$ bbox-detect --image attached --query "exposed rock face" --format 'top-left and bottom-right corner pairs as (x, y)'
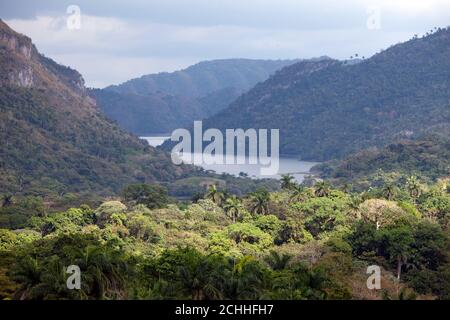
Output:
(0, 32), (34, 60)
(8, 66), (34, 87)
(0, 20), (38, 88)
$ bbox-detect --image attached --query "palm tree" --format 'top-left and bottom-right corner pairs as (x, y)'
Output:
(280, 174), (295, 190)
(12, 257), (42, 300)
(289, 184), (308, 203)
(249, 189), (270, 215)
(73, 245), (128, 299)
(264, 251), (292, 271)
(314, 181), (331, 197)
(179, 260), (223, 300)
(348, 194), (363, 219)
(406, 176), (421, 204)
(205, 185), (224, 205)
(223, 196), (242, 223)
(382, 183), (396, 201)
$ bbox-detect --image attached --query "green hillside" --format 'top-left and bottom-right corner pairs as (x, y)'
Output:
(200, 28), (450, 161)
(314, 135), (450, 189)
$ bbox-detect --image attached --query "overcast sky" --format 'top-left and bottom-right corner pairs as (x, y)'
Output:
(1, 0), (449, 88)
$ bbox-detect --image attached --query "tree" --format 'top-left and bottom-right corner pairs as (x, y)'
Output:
(382, 183), (397, 201)
(122, 183), (169, 209)
(205, 185), (224, 206)
(358, 199), (406, 230)
(294, 197), (346, 237)
(348, 194), (363, 219)
(249, 189), (270, 215)
(314, 181), (331, 197)
(379, 224), (415, 280)
(264, 251), (292, 270)
(179, 257), (223, 300)
(280, 174), (295, 190)
(406, 176), (421, 204)
(94, 201), (127, 228)
(289, 184), (308, 203)
(223, 196), (242, 223)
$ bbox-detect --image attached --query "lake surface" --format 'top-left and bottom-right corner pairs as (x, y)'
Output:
(141, 136), (318, 182)
(141, 135), (171, 147)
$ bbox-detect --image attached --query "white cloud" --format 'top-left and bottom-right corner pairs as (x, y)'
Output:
(4, 0), (449, 87)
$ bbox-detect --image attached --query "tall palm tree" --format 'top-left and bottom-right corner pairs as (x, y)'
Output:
(289, 184), (308, 203)
(348, 194), (363, 219)
(223, 196), (242, 223)
(280, 174), (295, 190)
(406, 176), (421, 204)
(249, 189), (270, 215)
(382, 183), (396, 201)
(314, 181), (331, 197)
(205, 185), (224, 205)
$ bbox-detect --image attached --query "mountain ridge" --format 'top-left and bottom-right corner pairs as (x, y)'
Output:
(197, 27), (450, 161)
(94, 58), (302, 135)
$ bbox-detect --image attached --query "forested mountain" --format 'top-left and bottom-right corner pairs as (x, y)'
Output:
(106, 59), (299, 97)
(0, 20), (200, 196)
(94, 59), (299, 134)
(199, 27), (450, 161)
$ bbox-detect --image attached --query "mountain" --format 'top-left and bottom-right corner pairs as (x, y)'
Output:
(90, 89), (206, 135)
(105, 59), (300, 97)
(0, 20), (198, 197)
(93, 59), (299, 135)
(198, 27), (450, 161)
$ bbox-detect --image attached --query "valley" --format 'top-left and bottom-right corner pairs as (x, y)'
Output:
(0, 14), (449, 302)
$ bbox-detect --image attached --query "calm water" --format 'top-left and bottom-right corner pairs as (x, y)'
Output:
(141, 136), (318, 182)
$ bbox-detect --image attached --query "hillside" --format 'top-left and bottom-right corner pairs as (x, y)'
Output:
(0, 20), (199, 197)
(199, 27), (450, 161)
(314, 135), (450, 188)
(94, 59), (299, 134)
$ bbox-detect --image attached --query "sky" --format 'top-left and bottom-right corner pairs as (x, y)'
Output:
(1, 0), (449, 88)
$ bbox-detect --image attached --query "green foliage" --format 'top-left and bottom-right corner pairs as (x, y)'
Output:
(1, 165), (449, 300)
(254, 215), (282, 237)
(94, 201), (127, 228)
(292, 197), (347, 238)
(122, 184), (169, 210)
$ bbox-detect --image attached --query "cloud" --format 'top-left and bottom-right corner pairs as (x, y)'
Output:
(3, 1), (450, 87)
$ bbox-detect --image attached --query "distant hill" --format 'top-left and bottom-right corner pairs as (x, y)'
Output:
(94, 59), (299, 134)
(314, 135), (450, 188)
(198, 27), (450, 161)
(0, 20), (198, 196)
(105, 59), (300, 97)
